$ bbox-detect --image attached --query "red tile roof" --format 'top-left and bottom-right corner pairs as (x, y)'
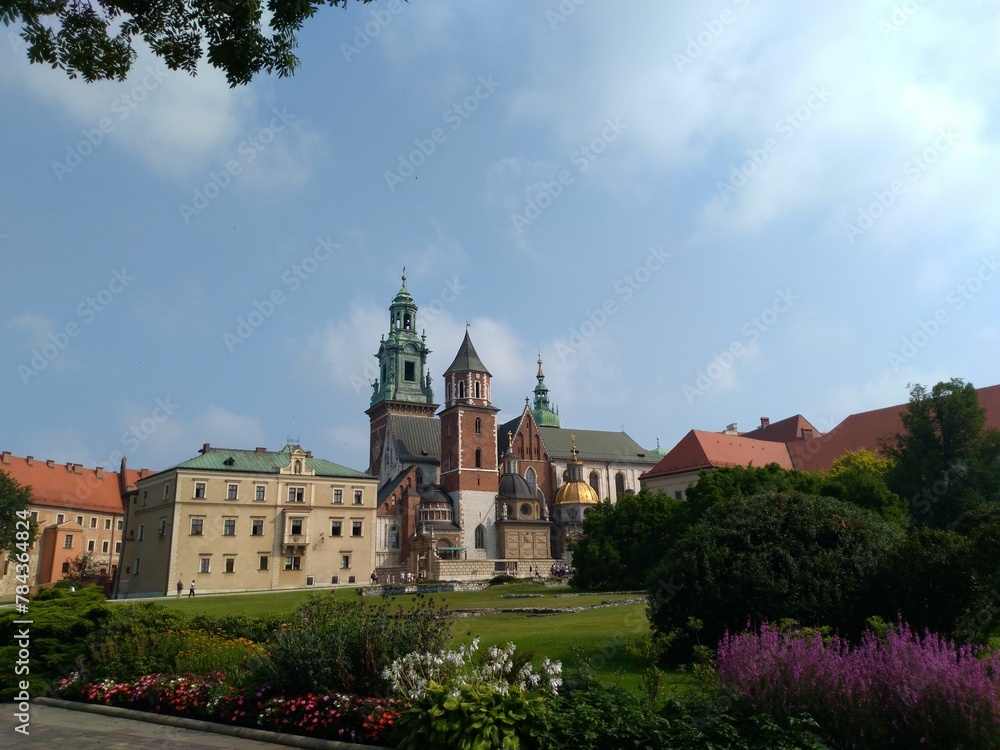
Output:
(0, 452), (154, 514)
(789, 383), (1000, 472)
(741, 414), (823, 443)
(641, 429), (794, 480)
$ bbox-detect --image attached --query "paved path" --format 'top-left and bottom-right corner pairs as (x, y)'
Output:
(2, 700), (386, 750)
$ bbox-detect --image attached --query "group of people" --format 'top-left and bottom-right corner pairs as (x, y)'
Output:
(176, 579), (195, 597)
(370, 569), (425, 586)
(550, 563), (574, 578)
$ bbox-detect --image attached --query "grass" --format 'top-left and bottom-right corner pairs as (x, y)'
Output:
(147, 581), (686, 694)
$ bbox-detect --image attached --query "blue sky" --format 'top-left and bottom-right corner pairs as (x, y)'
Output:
(1, 1), (998, 475)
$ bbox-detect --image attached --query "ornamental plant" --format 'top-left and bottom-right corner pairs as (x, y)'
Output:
(717, 621), (1000, 748)
(386, 639), (561, 750)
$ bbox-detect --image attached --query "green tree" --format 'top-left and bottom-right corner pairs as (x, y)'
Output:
(0, 469), (34, 560)
(881, 379), (1000, 528)
(817, 450), (907, 527)
(647, 491), (902, 652)
(64, 552), (105, 586)
(570, 489), (687, 591)
(1, 0), (388, 87)
(683, 463), (822, 523)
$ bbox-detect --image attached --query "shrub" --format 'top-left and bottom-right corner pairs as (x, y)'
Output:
(489, 574), (517, 585)
(387, 639), (559, 750)
(187, 613), (285, 643)
(87, 602), (188, 680)
(717, 621), (1000, 748)
(0, 585), (110, 700)
(174, 630), (267, 685)
(254, 594), (452, 696)
(648, 491), (901, 652)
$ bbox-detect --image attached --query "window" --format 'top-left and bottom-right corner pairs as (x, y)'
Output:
(163, 483), (170, 500)
(57, 513), (65, 524)
(251, 519), (264, 536)
(90, 517), (97, 528)
(142, 491), (147, 507)
(224, 558), (235, 574)
(255, 485), (266, 502)
(589, 471), (600, 495)
(333, 489), (343, 504)
(259, 555), (269, 571)
(475, 381), (481, 399)
(458, 381), (466, 398)
(475, 418), (482, 434)
(64, 534), (73, 549)
(287, 487), (304, 503)
(195, 482), (206, 498)
(76, 515), (84, 525)
(199, 557), (210, 573)
(674, 490), (683, 500)
(341, 555), (351, 569)
(117, 519), (123, 531)
(102, 540), (109, 553)
(404, 361), (415, 381)
(475, 525), (485, 549)
(190, 518), (204, 535)
(615, 472), (625, 497)
(520, 503), (531, 517)
(290, 519), (303, 535)
(158, 518), (167, 537)
(104, 518), (112, 530)
(475, 448), (482, 468)
(87, 540), (95, 552)
(284, 556), (301, 571)
(223, 519), (236, 536)
(134, 558), (141, 574)
(61, 562), (70, 574)
(353, 489), (364, 505)
(137, 524), (144, 541)
(352, 520), (363, 537)
(115, 541), (121, 553)
(331, 521), (342, 537)
(388, 526), (399, 548)
(227, 484), (238, 500)
(525, 467), (536, 492)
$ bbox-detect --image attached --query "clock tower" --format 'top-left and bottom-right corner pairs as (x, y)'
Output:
(365, 272), (438, 477)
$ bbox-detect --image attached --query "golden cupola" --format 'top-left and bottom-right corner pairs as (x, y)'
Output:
(554, 435), (599, 506)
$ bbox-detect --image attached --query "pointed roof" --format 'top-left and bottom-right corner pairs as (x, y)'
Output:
(390, 414), (442, 463)
(740, 414), (823, 443)
(444, 330), (491, 376)
(641, 429), (794, 480)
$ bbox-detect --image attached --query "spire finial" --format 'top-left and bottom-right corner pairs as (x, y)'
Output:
(466, 321), (470, 331)
(571, 433), (577, 459)
(401, 267), (407, 287)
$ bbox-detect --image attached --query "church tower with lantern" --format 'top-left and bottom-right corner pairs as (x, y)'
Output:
(366, 271), (437, 479)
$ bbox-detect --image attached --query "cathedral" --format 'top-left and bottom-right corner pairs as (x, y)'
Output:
(368, 274), (659, 581)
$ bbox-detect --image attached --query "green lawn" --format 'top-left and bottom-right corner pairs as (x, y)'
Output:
(147, 582), (686, 694)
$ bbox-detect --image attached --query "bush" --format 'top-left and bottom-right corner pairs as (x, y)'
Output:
(0, 585), (110, 700)
(717, 622), (1000, 748)
(187, 613), (285, 643)
(648, 492), (902, 652)
(87, 602), (188, 680)
(254, 594), (452, 696)
(489, 574), (517, 585)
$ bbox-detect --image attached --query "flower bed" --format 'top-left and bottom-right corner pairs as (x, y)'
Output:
(53, 672), (400, 746)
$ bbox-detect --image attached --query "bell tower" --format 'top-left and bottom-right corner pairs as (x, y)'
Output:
(365, 271), (437, 477)
(440, 329), (499, 495)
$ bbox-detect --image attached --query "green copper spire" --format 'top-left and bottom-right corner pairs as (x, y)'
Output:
(371, 271), (435, 407)
(532, 350), (560, 427)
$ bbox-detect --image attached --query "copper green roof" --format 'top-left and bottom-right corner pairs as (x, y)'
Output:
(391, 415), (441, 462)
(169, 445), (371, 479)
(538, 427), (660, 464)
(444, 331), (491, 375)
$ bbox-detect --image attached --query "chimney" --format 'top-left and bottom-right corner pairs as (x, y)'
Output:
(255, 447), (267, 453)
(760, 417), (770, 429)
(200, 443), (211, 454)
(723, 423), (739, 435)
(73, 463), (82, 474)
(801, 428), (814, 440)
(66, 462), (73, 472)
(305, 450), (313, 458)
(96, 466), (104, 479)
(0, 451), (9, 465)
(46, 459), (55, 468)
(25, 456), (33, 466)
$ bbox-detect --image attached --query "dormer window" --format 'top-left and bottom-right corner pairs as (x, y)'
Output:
(224, 457), (235, 466)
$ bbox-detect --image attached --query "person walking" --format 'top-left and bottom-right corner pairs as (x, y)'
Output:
(188, 580), (196, 597)
(176, 579), (183, 598)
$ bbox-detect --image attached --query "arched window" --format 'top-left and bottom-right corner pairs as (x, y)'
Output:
(475, 418), (482, 435)
(388, 526), (399, 548)
(415, 468), (424, 485)
(562, 469), (569, 482)
(475, 448), (482, 468)
(615, 472), (625, 498)
(475, 381), (481, 398)
(458, 381), (466, 398)
(403, 313), (411, 330)
(475, 525), (485, 549)
(534, 436), (540, 458)
(589, 471), (600, 495)
(525, 467), (536, 492)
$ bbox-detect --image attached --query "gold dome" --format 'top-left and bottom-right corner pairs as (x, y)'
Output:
(554, 480), (599, 506)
